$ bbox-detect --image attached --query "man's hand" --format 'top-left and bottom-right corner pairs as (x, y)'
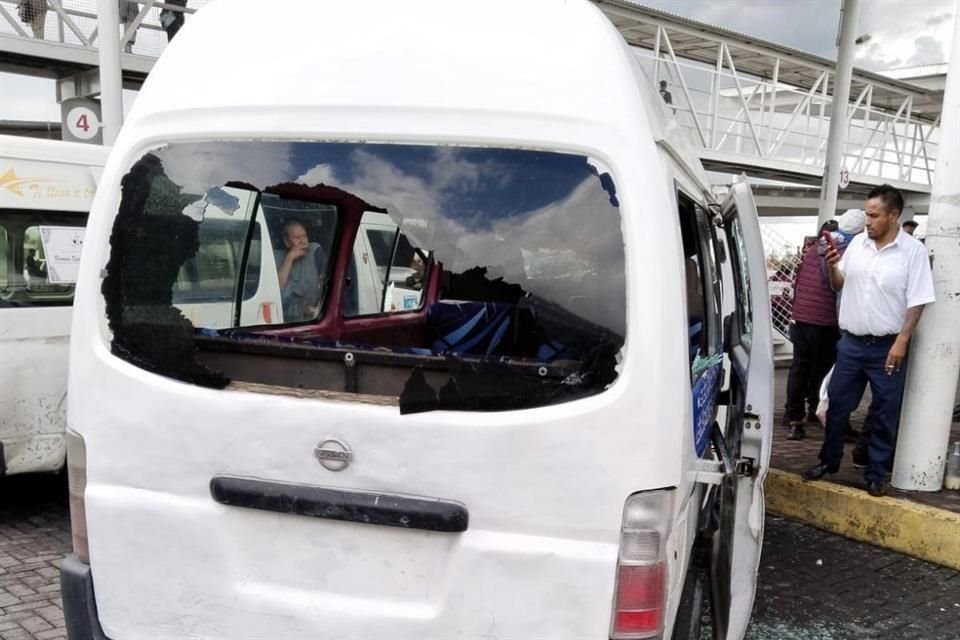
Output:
(824, 245), (841, 269)
(887, 305), (925, 374)
(885, 338), (908, 375)
(278, 245), (307, 289)
(824, 245), (844, 290)
(285, 245), (307, 263)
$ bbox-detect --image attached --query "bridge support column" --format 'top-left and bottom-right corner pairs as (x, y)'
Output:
(893, 7), (960, 492)
(96, 0), (123, 145)
(817, 0), (860, 226)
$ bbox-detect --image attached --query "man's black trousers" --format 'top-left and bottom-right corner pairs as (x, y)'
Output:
(785, 322), (840, 422)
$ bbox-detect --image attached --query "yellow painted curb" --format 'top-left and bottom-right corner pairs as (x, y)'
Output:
(765, 468), (960, 571)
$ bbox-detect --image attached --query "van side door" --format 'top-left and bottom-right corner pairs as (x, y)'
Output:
(711, 178), (773, 640)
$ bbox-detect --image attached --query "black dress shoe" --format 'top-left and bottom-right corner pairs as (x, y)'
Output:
(867, 481), (888, 497)
(802, 463), (837, 481)
(787, 423), (806, 440)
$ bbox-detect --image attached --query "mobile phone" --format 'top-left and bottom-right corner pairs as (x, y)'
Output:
(821, 230), (837, 252)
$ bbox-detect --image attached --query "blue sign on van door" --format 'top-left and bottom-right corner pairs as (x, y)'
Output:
(692, 364), (721, 457)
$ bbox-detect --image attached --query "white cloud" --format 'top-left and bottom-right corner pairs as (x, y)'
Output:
(854, 1), (955, 70)
(296, 148), (625, 333)
(156, 141), (296, 195)
(296, 163), (338, 186)
(640, 0), (954, 71)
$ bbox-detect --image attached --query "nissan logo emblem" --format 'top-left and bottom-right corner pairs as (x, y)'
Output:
(314, 439), (353, 471)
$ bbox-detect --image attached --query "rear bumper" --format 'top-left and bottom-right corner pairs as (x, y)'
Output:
(60, 554), (111, 640)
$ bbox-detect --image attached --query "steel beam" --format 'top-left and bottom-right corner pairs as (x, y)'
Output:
(817, 0), (861, 225)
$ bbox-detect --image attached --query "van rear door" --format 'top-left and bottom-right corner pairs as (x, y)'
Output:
(75, 140), (638, 639)
(711, 178), (773, 639)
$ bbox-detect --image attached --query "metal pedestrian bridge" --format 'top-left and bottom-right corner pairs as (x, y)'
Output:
(0, 0), (946, 204)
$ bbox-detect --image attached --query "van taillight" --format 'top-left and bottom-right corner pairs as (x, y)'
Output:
(610, 490), (674, 639)
(65, 429), (89, 563)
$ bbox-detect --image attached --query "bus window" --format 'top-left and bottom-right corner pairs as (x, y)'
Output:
(0, 213), (84, 307)
(0, 226), (8, 291)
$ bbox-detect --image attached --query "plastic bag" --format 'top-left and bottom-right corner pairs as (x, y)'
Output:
(815, 366), (833, 425)
(160, 9), (176, 29)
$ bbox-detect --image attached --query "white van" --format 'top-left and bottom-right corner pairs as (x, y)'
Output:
(61, 1), (773, 639)
(0, 134), (108, 476)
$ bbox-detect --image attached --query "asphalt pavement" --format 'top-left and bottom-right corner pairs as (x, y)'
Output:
(1, 474), (958, 640)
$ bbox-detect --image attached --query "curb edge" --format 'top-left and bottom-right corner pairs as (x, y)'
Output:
(765, 468), (960, 571)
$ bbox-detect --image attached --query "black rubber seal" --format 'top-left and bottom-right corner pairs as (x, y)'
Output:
(60, 553), (111, 640)
(210, 475), (469, 533)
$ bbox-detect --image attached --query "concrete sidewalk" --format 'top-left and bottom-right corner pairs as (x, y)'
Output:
(766, 368), (960, 571)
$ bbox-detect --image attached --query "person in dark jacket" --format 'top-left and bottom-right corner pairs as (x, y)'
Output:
(783, 220), (841, 440)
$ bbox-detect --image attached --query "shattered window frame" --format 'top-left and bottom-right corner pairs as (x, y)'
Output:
(101, 141), (628, 411)
(725, 213), (754, 349)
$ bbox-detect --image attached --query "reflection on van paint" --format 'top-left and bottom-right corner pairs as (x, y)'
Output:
(102, 142), (626, 411)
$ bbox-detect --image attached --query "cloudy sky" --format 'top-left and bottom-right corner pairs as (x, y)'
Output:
(641, 0), (955, 70)
(0, 0), (955, 121)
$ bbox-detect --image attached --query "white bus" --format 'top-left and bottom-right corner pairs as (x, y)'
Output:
(61, 1), (773, 638)
(0, 135), (108, 477)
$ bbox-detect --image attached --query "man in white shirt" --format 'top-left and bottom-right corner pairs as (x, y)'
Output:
(802, 184), (935, 496)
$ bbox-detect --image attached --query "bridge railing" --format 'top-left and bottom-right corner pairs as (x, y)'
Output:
(0, 0), (204, 58)
(636, 50), (940, 188)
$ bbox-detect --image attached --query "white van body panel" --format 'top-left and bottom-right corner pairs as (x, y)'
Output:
(0, 135), (108, 475)
(67, 1), (769, 637)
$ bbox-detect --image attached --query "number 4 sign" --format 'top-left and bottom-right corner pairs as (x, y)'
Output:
(60, 98), (104, 145)
(67, 106), (100, 140)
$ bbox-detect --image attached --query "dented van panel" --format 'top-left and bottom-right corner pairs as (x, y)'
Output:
(0, 311), (70, 475)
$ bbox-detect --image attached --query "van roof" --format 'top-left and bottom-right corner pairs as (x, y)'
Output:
(0, 135), (110, 165)
(125, 1), (663, 155)
(134, 0), (630, 121)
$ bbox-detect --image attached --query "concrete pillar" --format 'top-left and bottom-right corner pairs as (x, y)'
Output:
(817, 0), (860, 226)
(893, 5), (960, 491)
(97, 0), (124, 145)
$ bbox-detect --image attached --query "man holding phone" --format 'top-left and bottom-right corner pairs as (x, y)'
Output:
(782, 220), (840, 441)
(802, 184), (935, 496)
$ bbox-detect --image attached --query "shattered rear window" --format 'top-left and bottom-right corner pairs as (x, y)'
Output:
(103, 142), (627, 410)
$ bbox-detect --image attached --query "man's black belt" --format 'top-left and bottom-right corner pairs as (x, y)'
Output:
(842, 330), (898, 344)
